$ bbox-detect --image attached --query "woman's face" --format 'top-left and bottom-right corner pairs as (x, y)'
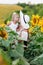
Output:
(13, 14), (20, 23)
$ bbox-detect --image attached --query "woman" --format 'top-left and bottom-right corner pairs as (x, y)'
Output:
(8, 12), (20, 47)
(8, 12), (20, 32)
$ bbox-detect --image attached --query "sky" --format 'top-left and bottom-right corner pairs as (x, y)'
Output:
(0, 0), (43, 4)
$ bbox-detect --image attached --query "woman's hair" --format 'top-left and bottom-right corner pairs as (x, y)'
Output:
(12, 13), (16, 21)
(12, 12), (19, 21)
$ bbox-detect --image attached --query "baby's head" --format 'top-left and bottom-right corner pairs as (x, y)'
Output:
(12, 12), (19, 23)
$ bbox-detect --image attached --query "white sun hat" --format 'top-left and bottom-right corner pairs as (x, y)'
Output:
(20, 11), (30, 29)
(24, 15), (30, 23)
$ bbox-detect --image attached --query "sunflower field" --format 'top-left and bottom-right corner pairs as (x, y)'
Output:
(24, 15), (43, 65)
(0, 3), (43, 65)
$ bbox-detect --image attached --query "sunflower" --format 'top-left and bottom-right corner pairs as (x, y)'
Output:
(36, 15), (40, 19)
(0, 30), (8, 39)
(38, 19), (42, 27)
(35, 17), (43, 32)
(29, 26), (34, 33)
(31, 15), (40, 27)
(0, 23), (6, 28)
(40, 18), (43, 32)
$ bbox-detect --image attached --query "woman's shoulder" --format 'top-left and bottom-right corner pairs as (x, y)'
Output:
(7, 21), (12, 26)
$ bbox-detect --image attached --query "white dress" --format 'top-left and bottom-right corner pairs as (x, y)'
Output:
(8, 21), (19, 45)
(8, 21), (18, 32)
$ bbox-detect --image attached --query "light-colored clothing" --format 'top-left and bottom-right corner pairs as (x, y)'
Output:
(21, 31), (28, 41)
(8, 21), (28, 41)
(8, 21), (18, 32)
(20, 11), (29, 29)
(17, 29), (28, 41)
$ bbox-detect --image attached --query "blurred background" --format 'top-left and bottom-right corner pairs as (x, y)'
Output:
(0, 0), (43, 23)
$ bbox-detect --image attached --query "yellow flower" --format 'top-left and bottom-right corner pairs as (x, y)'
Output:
(29, 26), (34, 33)
(38, 17), (43, 32)
(0, 30), (8, 39)
(0, 23), (6, 27)
(41, 26), (43, 32)
(36, 15), (40, 19)
(38, 17), (43, 25)
(38, 20), (42, 27)
(31, 15), (40, 27)
(40, 23), (43, 32)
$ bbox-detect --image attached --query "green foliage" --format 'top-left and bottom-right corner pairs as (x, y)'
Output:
(18, 3), (43, 17)
(0, 26), (30, 65)
(24, 26), (43, 65)
(12, 57), (30, 65)
(17, 3), (27, 8)
(8, 43), (24, 59)
(0, 49), (12, 65)
(30, 54), (43, 65)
